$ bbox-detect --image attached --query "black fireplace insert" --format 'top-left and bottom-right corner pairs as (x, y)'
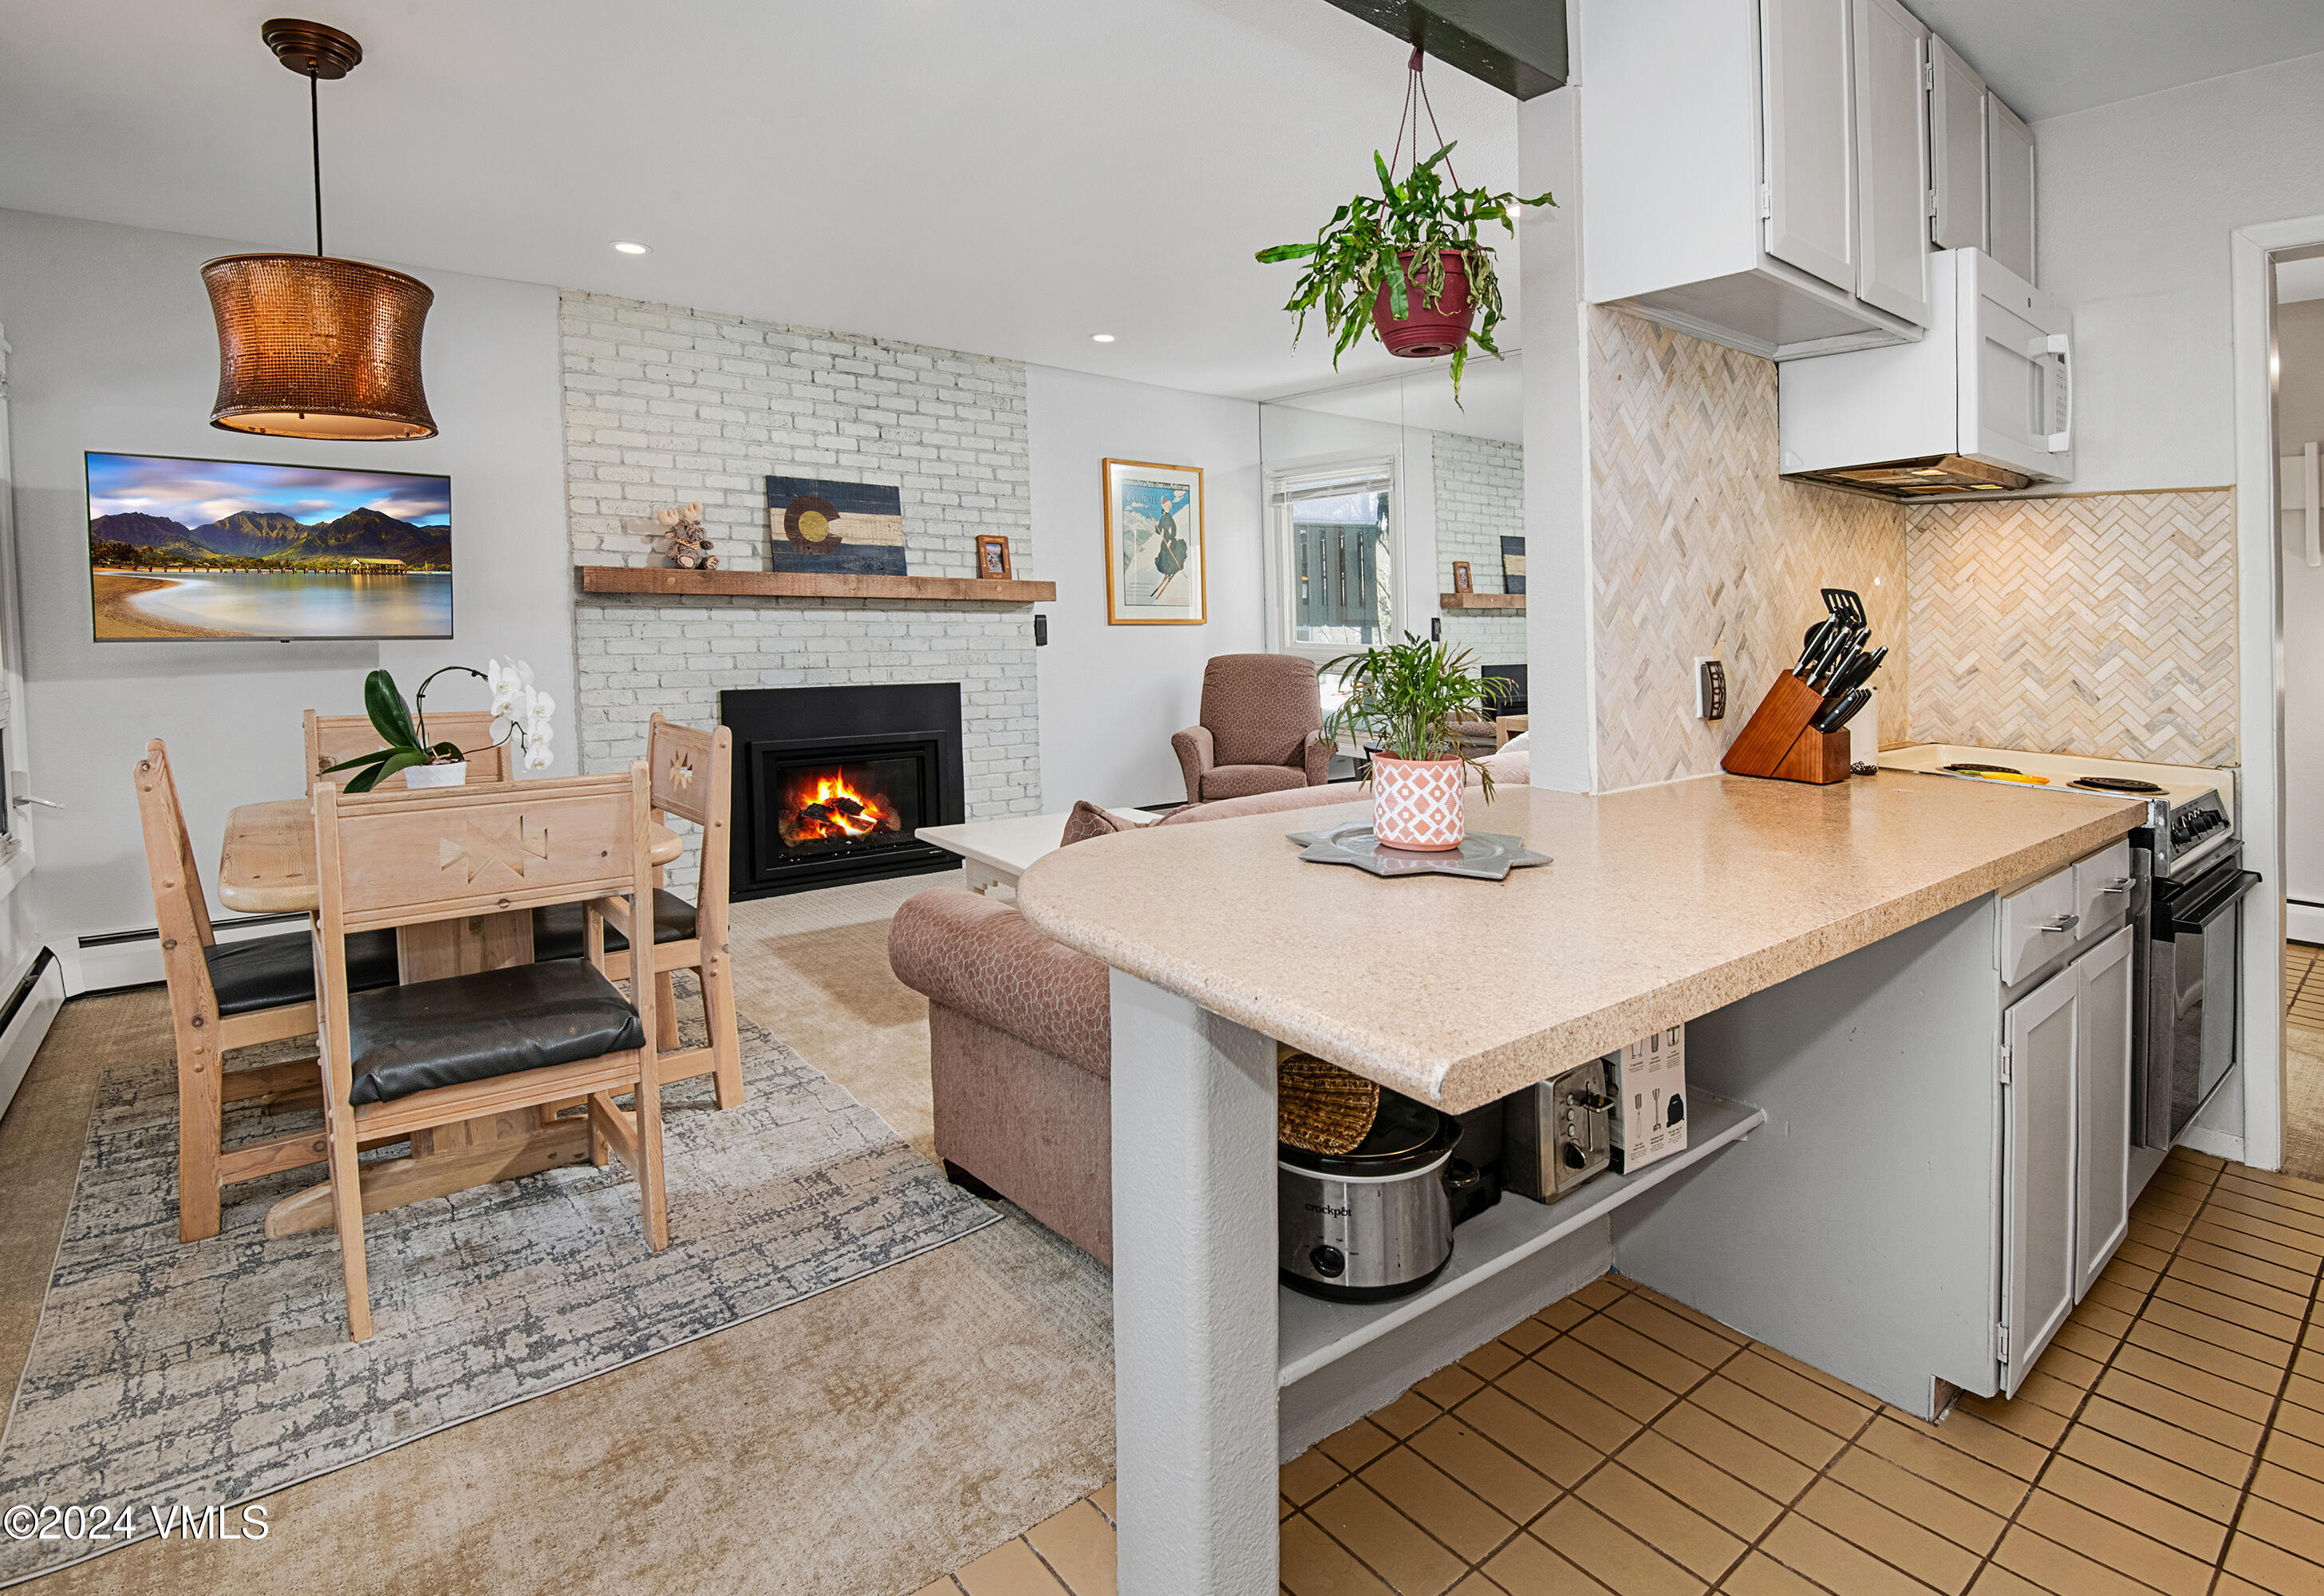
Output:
(720, 683), (965, 898)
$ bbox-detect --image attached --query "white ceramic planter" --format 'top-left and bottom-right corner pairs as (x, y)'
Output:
(1369, 754), (1466, 851)
(404, 760), (468, 789)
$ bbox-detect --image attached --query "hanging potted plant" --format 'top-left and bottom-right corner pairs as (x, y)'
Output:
(1256, 49), (1553, 399)
(1323, 634), (1513, 851)
(324, 657), (554, 792)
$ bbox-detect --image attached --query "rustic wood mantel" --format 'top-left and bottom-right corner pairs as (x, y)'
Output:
(577, 565), (1055, 605)
(1439, 591), (1526, 611)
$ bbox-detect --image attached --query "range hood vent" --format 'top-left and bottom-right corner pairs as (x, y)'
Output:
(1787, 453), (2033, 499)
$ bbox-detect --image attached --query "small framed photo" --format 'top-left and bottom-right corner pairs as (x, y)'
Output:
(974, 534), (1013, 579)
(1450, 560), (1474, 594)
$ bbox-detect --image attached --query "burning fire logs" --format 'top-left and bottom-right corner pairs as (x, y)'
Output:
(779, 767), (901, 847)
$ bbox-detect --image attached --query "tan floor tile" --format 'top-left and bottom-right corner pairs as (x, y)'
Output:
(910, 1582), (963, 1596)
(1284, 1448), (1351, 1505)
(954, 1538), (1070, 1596)
(2097, 1254), (2161, 1294)
(1653, 1400), (1817, 1504)
(2066, 1299), (2138, 1340)
(2208, 1186), (2324, 1241)
(2133, 1187), (2204, 1223)
(1576, 1464), (1746, 1582)
(2187, 1218), (2322, 1277)
(1721, 1349), (1874, 1440)
(1952, 1389), (2069, 1450)
(1713, 1551), (1827, 1596)
(2081, 1279), (2149, 1319)
(2015, 1488), (2215, 1595)
(1375, 1391), (1450, 1440)
(1617, 1431), (1785, 1541)
(2002, 1370), (2085, 1421)
(2057, 1422), (2244, 1523)
(1793, 1477), (1980, 1593)
(1481, 1531), (1620, 1594)
(1690, 1377), (1848, 1471)
(1826, 1446), (2004, 1556)
(2124, 1219), (2186, 1255)
(1502, 1314), (1562, 1357)
(1920, 1408), (2048, 1480)
(1418, 1363), (1489, 1412)
(1359, 1445), (1521, 1566)
(2108, 1341), (2279, 1424)
(2032, 1343), (2105, 1393)
(1572, 1314), (1714, 1395)
(1090, 1483), (1115, 1525)
(1572, 1275), (1631, 1311)
(1449, 1577), (1511, 1596)
(1411, 1409), (1568, 1518)
(1464, 1339), (1529, 1382)
(1307, 1479), (1468, 1596)
(1024, 1500), (1115, 1596)
(2275, 1397), (2324, 1449)
(1961, 1569), (2049, 1596)
(2034, 1453), (2226, 1564)
(2265, 1425), (2324, 1483)
(1537, 1295), (1600, 1335)
(1286, 1495), (1296, 1521)
(2211, 1575), (2280, 1596)
(1856, 1414), (2030, 1518)
(2256, 1459), (2324, 1521)
(1625, 1286), (1748, 1346)
(2166, 1254), (2314, 1320)
(2237, 1495), (2324, 1566)
(2108, 1238), (2173, 1275)
(2221, 1167), (2324, 1213)
(1320, 1419), (1399, 1472)
(1533, 1497), (1709, 1596)
(2178, 1237), (2318, 1298)
(1454, 1386), (1604, 1487)
(2285, 1373), (2324, 1414)
(2125, 1317), (2287, 1393)
(2223, 1528), (2324, 1594)
(1535, 1338), (1686, 1425)
(1732, 1342), (1879, 1408)
(1606, 1293), (1745, 1372)
(1989, 1524), (2156, 1596)
(1497, 1359), (1645, 1452)
(2091, 1365), (2269, 1451)
(1756, 1513), (1931, 1596)
(2076, 1393), (2255, 1484)
(2050, 1321), (2123, 1365)
(2141, 1291), (2300, 1363)
(1280, 1514), (1396, 1596)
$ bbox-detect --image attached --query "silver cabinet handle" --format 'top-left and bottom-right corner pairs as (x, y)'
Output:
(2101, 877), (2132, 893)
(11, 795), (61, 811)
(2037, 913), (2081, 934)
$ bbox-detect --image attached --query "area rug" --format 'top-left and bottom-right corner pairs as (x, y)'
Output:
(0, 993), (996, 1587)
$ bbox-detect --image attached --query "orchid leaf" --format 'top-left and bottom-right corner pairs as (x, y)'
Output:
(318, 747), (398, 774)
(363, 670), (420, 749)
(343, 747), (429, 794)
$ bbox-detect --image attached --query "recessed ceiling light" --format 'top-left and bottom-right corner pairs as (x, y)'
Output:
(610, 240), (652, 255)
(1090, 333), (1115, 343)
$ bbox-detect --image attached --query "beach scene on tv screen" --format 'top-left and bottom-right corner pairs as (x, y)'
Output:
(86, 452), (452, 640)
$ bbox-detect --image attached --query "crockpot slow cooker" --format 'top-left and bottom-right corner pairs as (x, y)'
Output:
(1278, 1092), (1462, 1302)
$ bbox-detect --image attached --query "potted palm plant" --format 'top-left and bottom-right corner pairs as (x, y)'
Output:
(1256, 139), (1553, 399)
(1323, 634), (1513, 851)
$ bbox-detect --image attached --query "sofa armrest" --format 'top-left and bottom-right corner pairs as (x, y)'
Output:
(1170, 725), (1214, 806)
(888, 888), (1110, 1076)
(1301, 730), (1332, 786)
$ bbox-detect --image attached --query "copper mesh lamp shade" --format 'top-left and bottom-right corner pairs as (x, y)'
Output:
(201, 253), (436, 440)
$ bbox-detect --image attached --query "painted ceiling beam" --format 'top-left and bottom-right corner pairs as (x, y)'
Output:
(1318, 0), (1569, 99)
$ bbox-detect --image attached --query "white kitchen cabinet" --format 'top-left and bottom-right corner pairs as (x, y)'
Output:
(2000, 962), (2078, 1396)
(2073, 839), (2134, 935)
(1763, 0), (1856, 293)
(1998, 865), (2077, 985)
(2075, 925), (2133, 1301)
(1987, 97), (2037, 283)
(1851, 0), (1929, 324)
(1928, 37), (1986, 252)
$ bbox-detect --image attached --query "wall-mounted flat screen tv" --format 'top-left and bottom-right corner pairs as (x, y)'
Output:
(86, 452), (452, 642)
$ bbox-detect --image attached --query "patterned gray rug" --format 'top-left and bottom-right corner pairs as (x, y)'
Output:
(0, 990), (994, 1587)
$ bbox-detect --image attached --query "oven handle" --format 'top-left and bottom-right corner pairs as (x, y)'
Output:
(2157, 868), (2260, 934)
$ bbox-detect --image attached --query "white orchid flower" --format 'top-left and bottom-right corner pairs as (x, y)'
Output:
(485, 657), (531, 717)
(523, 688), (555, 739)
(523, 741), (554, 771)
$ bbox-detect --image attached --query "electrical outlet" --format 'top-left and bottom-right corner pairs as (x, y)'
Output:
(1695, 658), (1726, 720)
(1033, 614), (1048, 646)
(1430, 616), (1442, 642)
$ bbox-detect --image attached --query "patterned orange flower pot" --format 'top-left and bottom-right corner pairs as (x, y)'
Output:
(1370, 754), (1466, 851)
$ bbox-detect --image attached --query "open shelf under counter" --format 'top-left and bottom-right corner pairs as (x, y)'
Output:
(1438, 592), (1525, 611)
(577, 565), (1056, 605)
(1278, 1089), (1766, 1388)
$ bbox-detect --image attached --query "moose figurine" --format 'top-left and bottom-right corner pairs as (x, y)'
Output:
(654, 501), (717, 569)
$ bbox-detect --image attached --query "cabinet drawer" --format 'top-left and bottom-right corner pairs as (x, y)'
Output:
(2073, 839), (2135, 932)
(2000, 867), (2077, 984)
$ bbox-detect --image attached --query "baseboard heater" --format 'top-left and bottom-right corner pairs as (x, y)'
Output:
(0, 946), (63, 1124)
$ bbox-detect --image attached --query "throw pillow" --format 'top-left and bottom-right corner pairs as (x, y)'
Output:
(1059, 799), (1128, 847)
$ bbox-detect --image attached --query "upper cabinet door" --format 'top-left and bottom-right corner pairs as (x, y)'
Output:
(1988, 97), (2038, 283)
(1929, 37), (1987, 252)
(1851, 0), (1929, 324)
(1762, 0), (1856, 293)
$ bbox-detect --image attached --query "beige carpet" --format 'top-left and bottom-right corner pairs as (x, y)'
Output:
(0, 870), (1115, 1596)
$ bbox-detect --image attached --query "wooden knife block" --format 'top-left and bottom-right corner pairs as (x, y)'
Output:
(1719, 670), (1853, 785)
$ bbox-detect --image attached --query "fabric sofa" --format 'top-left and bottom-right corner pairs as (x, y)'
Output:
(887, 761), (1528, 1263)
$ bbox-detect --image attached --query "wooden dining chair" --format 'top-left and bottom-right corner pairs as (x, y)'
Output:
(531, 714), (741, 1109)
(305, 709), (512, 787)
(134, 738), (404, 1242)
(310, 765), (669, 1341)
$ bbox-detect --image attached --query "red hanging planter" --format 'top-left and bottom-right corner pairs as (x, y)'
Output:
(1373, 250), (1475, 359)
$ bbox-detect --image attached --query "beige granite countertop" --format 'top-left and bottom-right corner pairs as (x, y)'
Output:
(1015, 772), (2145, 1112)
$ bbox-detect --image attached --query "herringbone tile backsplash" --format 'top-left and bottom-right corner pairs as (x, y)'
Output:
(1591, 310), (1908, 792)
(1904, 492), (2239, 766)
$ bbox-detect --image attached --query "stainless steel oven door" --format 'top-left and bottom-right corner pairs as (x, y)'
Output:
(2144, 852), (2260, 1146)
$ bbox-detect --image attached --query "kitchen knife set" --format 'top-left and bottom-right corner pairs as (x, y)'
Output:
(1718, 587), (1887, 787)
(1791, 587), (1886, 736)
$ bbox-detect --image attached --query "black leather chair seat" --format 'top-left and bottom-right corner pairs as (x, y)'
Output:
(345, 958), (647, 1106)
(204, 930), (399, 1017)
(530, 890), (697, 963)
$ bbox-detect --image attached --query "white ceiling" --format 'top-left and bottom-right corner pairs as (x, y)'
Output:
(0, 0), (1526, 402)
(1267, 354), (1526, 444)
(1909, 1), (2324, 121)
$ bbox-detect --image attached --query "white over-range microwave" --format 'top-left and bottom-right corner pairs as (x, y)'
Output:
(1777, 248), (2073, 498)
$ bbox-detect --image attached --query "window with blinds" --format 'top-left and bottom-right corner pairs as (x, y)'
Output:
(1272, 465), (1393, 656)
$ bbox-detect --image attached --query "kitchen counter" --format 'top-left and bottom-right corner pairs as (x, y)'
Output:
(1019, 771), (2144, 1113)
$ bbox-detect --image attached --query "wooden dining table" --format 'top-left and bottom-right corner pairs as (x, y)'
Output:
(217, 796), (686, 1238)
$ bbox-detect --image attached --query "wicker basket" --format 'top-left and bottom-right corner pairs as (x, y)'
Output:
(1277, 1050), (1381, 1156)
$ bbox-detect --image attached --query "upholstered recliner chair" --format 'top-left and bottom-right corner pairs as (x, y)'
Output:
(1170, 654), (1332, 804)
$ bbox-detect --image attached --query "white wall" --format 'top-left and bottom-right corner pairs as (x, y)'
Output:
(2037, 50), (2324, 493)
(1028, 365), (1265, 809)
(0, 209), (569, 974)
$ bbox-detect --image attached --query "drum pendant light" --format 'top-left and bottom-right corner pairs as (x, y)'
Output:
(201, 19), (436, 440)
